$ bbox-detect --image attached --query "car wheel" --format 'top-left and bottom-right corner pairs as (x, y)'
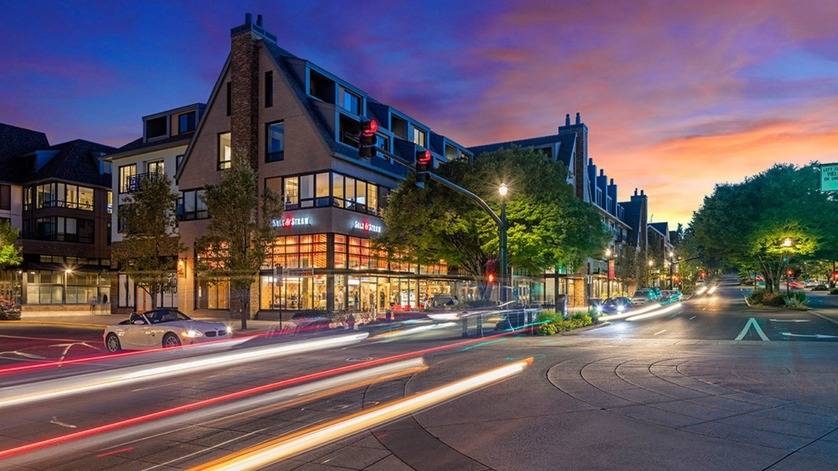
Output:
(105, 333), (122, 352)
(162, 332), (182, 348)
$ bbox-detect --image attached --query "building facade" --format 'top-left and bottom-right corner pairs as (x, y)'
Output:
(107, 103), (205, 313)
(175, 15), (474, 320)
(0, 123), (113, 310)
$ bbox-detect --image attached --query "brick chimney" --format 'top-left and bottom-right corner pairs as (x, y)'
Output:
(229, 13), (264, 169)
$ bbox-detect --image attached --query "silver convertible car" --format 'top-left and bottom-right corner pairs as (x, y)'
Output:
(103, 308), (233, 352)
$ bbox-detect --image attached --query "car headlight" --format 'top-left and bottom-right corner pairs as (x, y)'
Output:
(183, 329), (204, 338)
(596, 305), (603, 314)
(225, 325), (233, 334)
(617, 305), (625, 312)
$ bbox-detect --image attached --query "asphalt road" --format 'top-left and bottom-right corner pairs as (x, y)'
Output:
(0, 287), (837, 470)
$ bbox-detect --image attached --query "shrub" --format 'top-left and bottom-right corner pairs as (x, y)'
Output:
(746, 289), (766, 305)
(762, 292), (785, 306)
(536, 310), (563, 324)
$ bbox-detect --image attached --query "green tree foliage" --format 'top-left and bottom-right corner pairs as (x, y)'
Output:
(684, 163), (837, 293)
(198, 161), (281, 329)
(0, 220), (23, 269)
(112, 173), (182, 309)
(379, 148), (610, 298)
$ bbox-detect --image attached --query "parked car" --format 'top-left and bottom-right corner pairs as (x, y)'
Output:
(804, 279), (819, 288)
(289, 310), (333, 332)
(788, 280), (805, 290)
(103, 309), (232, 352)
(660, 289), (682, 303)
(631, 288), (658, 305)
(812, 283), (830, 291)
(599, 297), (633, 314)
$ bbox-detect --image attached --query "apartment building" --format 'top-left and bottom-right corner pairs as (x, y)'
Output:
(106, 103), (205, 313)
(0, 123), (113, 309)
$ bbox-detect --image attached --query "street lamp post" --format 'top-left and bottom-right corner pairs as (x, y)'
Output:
(668, 251), (675, 290)
(604, 248), (613, 299)
(648, 259), (655, 288)
(498, 183), (508, 303)
(781, 237), (793, 295)
(63, 268), (72, 304)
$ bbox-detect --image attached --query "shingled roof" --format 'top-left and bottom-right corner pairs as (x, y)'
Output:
(30, 139), (115, 187)
(0, 123), (50, 182)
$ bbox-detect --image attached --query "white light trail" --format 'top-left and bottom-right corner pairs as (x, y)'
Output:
(626, 303), (682, 321)
(0, 333), (368, 410)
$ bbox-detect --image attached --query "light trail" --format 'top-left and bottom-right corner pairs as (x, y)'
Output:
(0, 333), (368, 410)
(598, 303), (662, 322)
(625, 303), (682, 321)
(0, 358), (426, 465)
(190, 358), (533, 471)
(373, 322), (457, 340)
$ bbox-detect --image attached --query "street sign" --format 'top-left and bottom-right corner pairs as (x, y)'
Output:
(821, 162), (838, 192)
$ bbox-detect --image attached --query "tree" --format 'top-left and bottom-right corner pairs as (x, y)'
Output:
(197, 161), (281, 329)
(684, 163), (837, 293)
(112, 173), (181, 309)
(379, 147), (610, 299)
(0, 221), (22, 269)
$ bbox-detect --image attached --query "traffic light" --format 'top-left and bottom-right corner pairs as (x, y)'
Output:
(358, 118), (378, 158)
(415, 148), (432, 188)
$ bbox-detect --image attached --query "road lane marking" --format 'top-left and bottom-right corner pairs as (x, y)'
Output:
(810, 311), (838, 327)
(781, 332), (838, 339)
(653, 329), (667, 336)
(688, 316), (696, 320)
(734, 318), (770, 341)
(769, 319), (810, 323)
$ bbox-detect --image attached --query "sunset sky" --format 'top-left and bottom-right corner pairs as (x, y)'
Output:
(2, 0), (838, 227)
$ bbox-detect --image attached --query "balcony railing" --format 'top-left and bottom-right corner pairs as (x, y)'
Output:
(126, 172), (166, 193)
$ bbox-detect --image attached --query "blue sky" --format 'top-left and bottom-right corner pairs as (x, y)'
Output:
(3, 0), (838, 226)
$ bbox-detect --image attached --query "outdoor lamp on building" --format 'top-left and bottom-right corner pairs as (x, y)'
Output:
(498, 183), (509, 303)
(63, 268), (73, 304)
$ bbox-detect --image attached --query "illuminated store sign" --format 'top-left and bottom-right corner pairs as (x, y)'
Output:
(352, 220), (382, 234)
(271, 216), (311, 228)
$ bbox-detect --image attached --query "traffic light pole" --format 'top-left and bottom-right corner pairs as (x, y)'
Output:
(358, 141), (507, 303)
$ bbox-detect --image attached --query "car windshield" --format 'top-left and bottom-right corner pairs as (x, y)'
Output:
(146, 310), (191, 324)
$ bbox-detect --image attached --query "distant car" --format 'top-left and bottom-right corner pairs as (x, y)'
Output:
(660, 290), (682, 303)
(599, 297), (633, 314)
(631, 288), (658, 305)
(103, 309), (232, 352)
(289, 311), (333, 332)
(804, 279), (819, 288)
(788, 280), (805, 290)
(812, 283), (830, 291)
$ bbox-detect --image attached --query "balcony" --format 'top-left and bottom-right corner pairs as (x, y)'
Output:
(126, 172), (166, 193)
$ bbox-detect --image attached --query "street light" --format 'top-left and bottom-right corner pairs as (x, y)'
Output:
(604, 248), (613, 299)
(668, 251), (675, 290)
(781, 238), (794, 295)
(498, 183), (509, 303)
(63, 268), (73, 304)
(648, 259), (655, 288)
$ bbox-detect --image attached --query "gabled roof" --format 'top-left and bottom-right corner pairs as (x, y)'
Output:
(110, 132), (193, 159)
(0, 123), (50, 182)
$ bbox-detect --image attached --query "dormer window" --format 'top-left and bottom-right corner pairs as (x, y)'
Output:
(145, 116), (167, 140)
(178, 112), (196, 134)
(412, 128), (427, 147)
(341, 89), (361, 115)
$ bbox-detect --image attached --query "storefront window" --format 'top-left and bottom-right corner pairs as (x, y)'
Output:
(197, 279), (229, 309)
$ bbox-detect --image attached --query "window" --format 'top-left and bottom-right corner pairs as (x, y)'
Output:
(266, 234), (328, 270)
(264, 71), (273, 108)
(178, 189), (208, 220)
(315, 172), (330, 206)
(178, 112), (196, 133)
(78, 186), (94, 210)
(341, 89), (361, 115)
(412, 127), (427, 147)
(375, 134), (390, 157)
(198, 279), (229, 309)
(0, 184), (10, 210)
(308, 70), (335, 103)
(145, 116), (167, 139)
(391, 116), (407, 139)
(266, 122), (284, 162)
(218, 132), (231, 170)
(299, 174), (313, 208)
(119, 164), (137, 193)
(32, 216), (93, 243)
(284, 178), (299, 207)
(147, 160), (164, 176)
(106, 191), (112, 214)
(226, 82), (231, 116)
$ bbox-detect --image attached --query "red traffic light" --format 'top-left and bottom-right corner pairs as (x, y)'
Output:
(417, 149), (432, 165)
(361, 118), (378, 136)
